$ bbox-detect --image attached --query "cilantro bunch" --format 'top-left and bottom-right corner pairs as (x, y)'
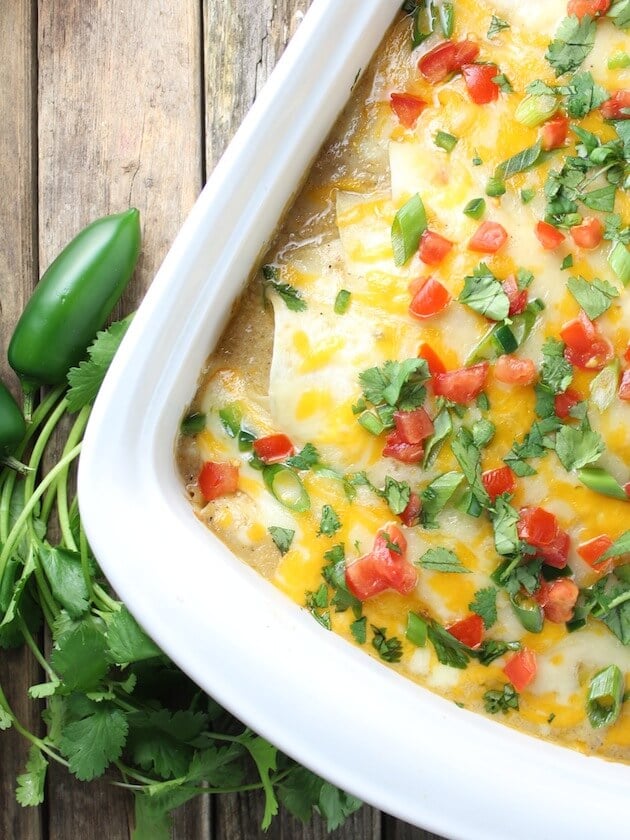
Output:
(0, 320), (360, 837)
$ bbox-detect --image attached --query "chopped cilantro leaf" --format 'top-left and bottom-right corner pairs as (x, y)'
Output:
(417, 547), (470, 574)
(504, 417), (560, 476)
(286, 443), (320, 470)
(458, 263), (510, 321)
(383, 476), (411, 516)
(268, 527), (295, 556)
(540, 337), (573, 394)
(601, 531), (630, 561)
(476, 639), (521, 666)
(555, 422), (605, 471)
(495, 140), (543, 181)
(262, 265), (307, 312)
(420, 471), (464, 529)
(469, 587), (498, 628)
(371, 626), (403, 663)
(318, 505), (341, 538)
(561, 72), (609, 118)
(427, 621), (470, 669)
(350, 616), (367, 644)
(608, 0), (630, 29)
(546, 15), (597, 77)
(487, 14), (510, 37)
(491, 496), (520, 557)
(451, 427), (491, 509)
(305, 585), (331, 629)
(566, 275), (620, 319)
(359, 358), (429, 410)
(484, 683), (519, 714)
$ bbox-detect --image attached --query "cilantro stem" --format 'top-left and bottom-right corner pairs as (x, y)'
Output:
(78, 522), (95, 605)
(16, 613), (57, 679)
(0, 443), (82, 581)
(0, 680), (68, 767)
(56, 405), (91, 550)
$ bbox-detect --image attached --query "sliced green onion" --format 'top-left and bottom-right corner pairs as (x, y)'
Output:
(358, 411), (385, 436)
(180, 411), (206, 436)
(510, 592), (544, 634)
(411, 2), (436, 48)
(486, 176), (507, 197)
(492, 323), (518, 354)
(406, 612), (428, 647)
(608, 240), (630, 286)
(218, 402), (243, 437)
(463, 198), (486, 219)
(590, 360), (621, 413)
(578, 467), (629, 501)
(514, 94), (558, 127)
(587, 665), (624, 729)
(391, 193), (427, 266)
(435, 130), (458, 152)
(263, 465), (310, 513)
(334, 289), (351, 315)
(472, 153), (483, 166)
(608, 52), (630, 69)
(439, 2), (455, 37)
(520, 188), (536, 204)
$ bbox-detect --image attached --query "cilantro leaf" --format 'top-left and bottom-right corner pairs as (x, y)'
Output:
(318, 504), (341, 537)
(39, 546), (90, 619)
(350, 615), (367, 644)
(470, 587), (498, 629)
(476, 639), (520, 666)
(601, 530), (630, 561)
(417, 547), (470, 573)
(488, 14), (510, 37)
(305, 585), (330, 629)
(504, 417), (560, 476)
(382, 476), (411, 515)
(359, 358), (429, 410)
(241, 733), (279, 830)
(491, 496), (520, 556)
(540, 337), (573, 394)
(60, 700), (129, 781)
(286, 443), (320, 470)
(562, 72), (609, 118)
(546, 15), (596, 76)
(608, 0), (630, 29)
(555, 423), (605, 471)
(451, 428), (491, 509)
(262, 265), (307, 312)
(51, 621), (109, 691)
(66, 315), (133, 412)
(318, 782), (363, 832)
(495, 141), (543, 181)
(420, 471), (464, 529)
(371, 625), (403, 663)
(566, 275), (620, 319)
(268, 526), (295, 555)
(15, 745), (48, 806)
(106, 605), (162, 663)
(484, 683), (519, 714)
(427, 621), (470, 669)
(458, 263), (510, 321)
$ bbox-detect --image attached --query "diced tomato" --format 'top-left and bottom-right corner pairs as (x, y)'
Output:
(433, 362), (489, 404)
(517, 507), (570, 569)
(625, 344), (630, 364)
(535, 579), (579, 624)
(619, 369), (630, 401)
(419, 230), (453, 265)
(535, 221), (565, 250)
(601, 89), (630, 120)
(578, 535), (614, 574)
(390, 92), (427, 128)
(400, 492), (422, 527)
(554, 387), (582, 419)
(345, 524), (417, 600)
(198, 461), (239, 502)
(418, 343), (447, 377)
(462, 63), (500, 105)
(560, 311), (614, 371)
(252, 433), (295, 464)
(468, 221), (508, 253)
(518, 506), (558, 547)
(503, 649), (537, 692)
(567, 0), (610, 19)
(541, 114), (569, 151)
(494, 355), (537, 386)
(394, 408), (434, 445)
(570, 217), (604, 249)
(625, 482), (630, 498)
(482, 466), (517, 501)
(447, 614), (484, 649)
(503, 274), (528, 317)
(418, 39), (480, 84)
(409, 276), (451, 319)
(382, 430), (424, 463)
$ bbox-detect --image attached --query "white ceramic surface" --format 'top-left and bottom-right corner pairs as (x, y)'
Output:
(79, 2), (630, 838)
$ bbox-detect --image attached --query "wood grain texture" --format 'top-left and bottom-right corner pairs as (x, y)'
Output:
(37, 0), (205, 837)
(0, 1), (43, 839)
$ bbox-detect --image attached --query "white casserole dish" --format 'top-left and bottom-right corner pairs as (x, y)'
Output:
(79, 1), (630, 837)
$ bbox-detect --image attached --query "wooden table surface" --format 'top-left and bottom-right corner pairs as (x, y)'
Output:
(0, 2), (445, 837)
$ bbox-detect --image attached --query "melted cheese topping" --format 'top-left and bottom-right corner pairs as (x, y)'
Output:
(179, 0), (630, 762)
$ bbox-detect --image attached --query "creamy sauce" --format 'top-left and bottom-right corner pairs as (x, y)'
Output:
(178, 1), (630, 760)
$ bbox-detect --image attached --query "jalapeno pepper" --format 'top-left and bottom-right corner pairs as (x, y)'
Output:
(8, 209), (141, 394)
(0, 380), (26, 456)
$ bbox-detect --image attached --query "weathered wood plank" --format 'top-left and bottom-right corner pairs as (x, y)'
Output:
(0, 1), (43, 839)
(383, 815), (446, 840)
(37, 0), (205, 837)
